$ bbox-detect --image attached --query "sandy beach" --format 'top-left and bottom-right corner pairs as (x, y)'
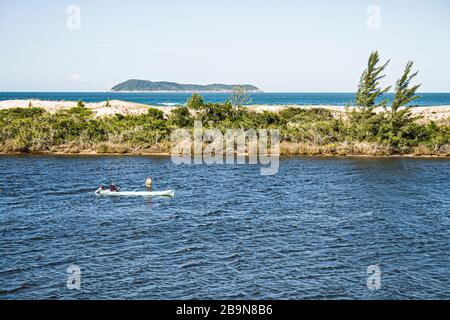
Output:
(1, 99), (449, 123)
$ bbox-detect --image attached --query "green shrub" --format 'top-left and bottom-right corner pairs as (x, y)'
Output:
(169, 106), (193, 127)
(147, 107), (164, 120)
(198, 102), (234, 124)
(0, 107), (45, 119)
(77, 100), (85, 108)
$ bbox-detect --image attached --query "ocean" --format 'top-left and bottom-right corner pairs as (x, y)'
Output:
(1, 92), (450, 106)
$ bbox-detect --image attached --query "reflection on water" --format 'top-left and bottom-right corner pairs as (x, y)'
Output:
(0, 155), (449, 299)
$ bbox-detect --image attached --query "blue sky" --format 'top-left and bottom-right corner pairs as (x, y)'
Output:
(0, 0), (449, 92)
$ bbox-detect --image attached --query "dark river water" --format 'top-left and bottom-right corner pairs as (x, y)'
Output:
(0, 155), (449, 299)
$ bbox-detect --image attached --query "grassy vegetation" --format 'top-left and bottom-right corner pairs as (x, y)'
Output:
(0, 106), (171, 154)
(0, 100), (448, 156)
(0, 51), (449, 156)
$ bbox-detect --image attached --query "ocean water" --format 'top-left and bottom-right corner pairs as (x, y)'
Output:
(0, 155), (449, 299)
(1, 92), (450, 106)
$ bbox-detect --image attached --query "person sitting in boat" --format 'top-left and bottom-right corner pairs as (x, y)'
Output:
(145, 176), (152, 191)
(109, 183), (119, 192)
(99, 185), (106, 191)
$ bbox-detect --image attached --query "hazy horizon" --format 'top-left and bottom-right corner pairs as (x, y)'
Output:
(1, 0), (450, 92)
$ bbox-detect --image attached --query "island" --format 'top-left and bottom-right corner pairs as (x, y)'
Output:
(110, 79), (261, 92)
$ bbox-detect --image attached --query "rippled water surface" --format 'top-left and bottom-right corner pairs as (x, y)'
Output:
(1, 92), (450, 106)
(0, 155), (449, 299)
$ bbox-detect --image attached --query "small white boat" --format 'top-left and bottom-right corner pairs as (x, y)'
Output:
(95, 188), (175, 197)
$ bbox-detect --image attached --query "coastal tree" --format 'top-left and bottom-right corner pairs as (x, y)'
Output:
(390, 61), (421, 114)
(226, 86), (252, 123)
(229, 86), (252, 111)
(354, 51), (391, 112)
(377, 61), (422, 149)
(349, 51), (391, 140)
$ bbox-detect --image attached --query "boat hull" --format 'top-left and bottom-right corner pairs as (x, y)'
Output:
(95, 189), (175, 197)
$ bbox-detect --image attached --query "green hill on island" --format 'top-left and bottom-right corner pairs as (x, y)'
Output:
(111, 79), (260, 92)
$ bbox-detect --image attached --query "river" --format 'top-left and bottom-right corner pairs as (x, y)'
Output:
(0, 155), (449, 299)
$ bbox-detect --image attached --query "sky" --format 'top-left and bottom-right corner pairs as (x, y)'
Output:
(0, 0), (449, 92)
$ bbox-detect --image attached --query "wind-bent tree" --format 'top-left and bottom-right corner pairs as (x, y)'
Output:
(378, 61), (422, 149)
(355, 51), (391, 113)
(349, 51), (391, 141)
(391, 61), (421, 113)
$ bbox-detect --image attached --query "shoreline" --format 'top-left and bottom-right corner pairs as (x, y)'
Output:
(1, 149), (448, 158)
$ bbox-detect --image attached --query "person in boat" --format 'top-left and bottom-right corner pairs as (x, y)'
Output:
(99, 185), (106, 191)
(145, 176), (152, 191)
(109, 183), (119, 192)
